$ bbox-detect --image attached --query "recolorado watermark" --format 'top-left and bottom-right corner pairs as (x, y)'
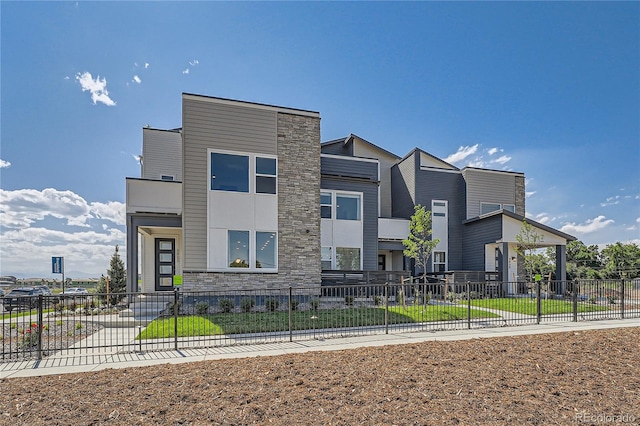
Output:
(575, 411), (636, 424)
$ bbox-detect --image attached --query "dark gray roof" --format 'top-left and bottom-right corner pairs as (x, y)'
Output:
(463, 209), (577, 241)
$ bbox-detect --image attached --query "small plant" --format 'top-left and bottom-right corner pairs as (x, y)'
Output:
(56, 320), (64, 326)
(240, 298), (255, 313)
(373, 295), (382, 306)
(219, 298), (234, 313)
(167, 301), (183, 315)
(606, 294), (616, 305)
(19, 323), (44, 348)
(344, 295), (354, 306)
(588, 295), (597, 304)
(195, 301), (210, 315)
(396, 288), (405, 306)
(289, 299), (300, 311)
(67, 330), (74, 336)
(425, 292), (432, 305)
(265, 298), (280, 312)
(75, 322), (83, 330)
(310, 298), (320, 311)
(10, 323), (17, 329)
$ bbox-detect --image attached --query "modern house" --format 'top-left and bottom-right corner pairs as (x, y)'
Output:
(126, 93), (575, 295)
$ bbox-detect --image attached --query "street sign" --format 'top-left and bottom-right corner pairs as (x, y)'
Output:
(52, 257), (63, 274)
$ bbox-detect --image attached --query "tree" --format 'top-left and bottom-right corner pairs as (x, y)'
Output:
(97, 246), (127, 304)
(515, 220), (545, 283)
(403, 205), (440, 282)
(566, 240), (602, 280)
(601, 242), (640, 279)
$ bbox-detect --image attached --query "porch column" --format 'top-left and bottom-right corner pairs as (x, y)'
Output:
(126, 214), (138, 294)
(501, 242), (511, 295)
(555, 244), (567, 294)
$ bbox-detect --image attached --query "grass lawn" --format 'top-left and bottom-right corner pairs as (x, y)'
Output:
(1, 308), (55, 320)
(463, 298), (610, 315)
(138, 305), (499, 339)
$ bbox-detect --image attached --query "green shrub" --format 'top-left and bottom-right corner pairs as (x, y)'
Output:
(289, 299), (299, 311)
(75, 322), (83, 330)
(345, 295), (355, 306)
(167, 301), (182, 315)
(588, 296), (597, 304)
(373, 295), (382, 306)
(265, 298), (280, 312)
(310, 298), (320, 311)
(219, 298), (234, 313)
(195, 301), (210, 315)
(240, 298), (255, 313)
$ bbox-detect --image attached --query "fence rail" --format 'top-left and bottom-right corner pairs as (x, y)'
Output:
(2, 279), (638, 363)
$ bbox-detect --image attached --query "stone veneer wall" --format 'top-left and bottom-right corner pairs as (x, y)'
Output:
(183, 112), (321, 292)
(515, 175), (526, 216)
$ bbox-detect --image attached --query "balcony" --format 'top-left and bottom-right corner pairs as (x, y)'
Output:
(126, 178), (182, 214)
(378, 217), (409, 240)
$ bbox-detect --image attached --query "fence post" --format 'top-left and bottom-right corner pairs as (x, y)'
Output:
(467, 281), (471, 330)
(536, 281), (542, 324)
(173, 288), (179, 351)
(620, 278), (625, 320)
(384, 281), (389, 334)
(288, 286), (293, 342)
(572, 280), (578, 322)
(37, 294), (43, 360)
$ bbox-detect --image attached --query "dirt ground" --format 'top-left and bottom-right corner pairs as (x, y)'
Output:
(1, 327), (638, 425)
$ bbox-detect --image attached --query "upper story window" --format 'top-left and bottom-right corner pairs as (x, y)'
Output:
(321, 192), (332, 219)
(256, 157), (277, 194)
(211, 153), (249, 192)
(336, 194), (361, 220)
(481, 202), (515, 215)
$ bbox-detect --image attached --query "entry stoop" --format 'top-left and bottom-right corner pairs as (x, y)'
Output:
(119, 293), (173, 321)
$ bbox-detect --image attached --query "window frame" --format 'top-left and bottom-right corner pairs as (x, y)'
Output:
(255, 156), (277, 195)
(320, 192), (332, 219)
(210, 152), (250, 193)
(336, 193), (361, 221)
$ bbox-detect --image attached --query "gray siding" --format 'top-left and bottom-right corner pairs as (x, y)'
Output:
(462, 216), (503, 271)
(391, 153), (417, 218)
(353, 140), (398, 218)
(321, 156), (378, 181)
(414, 169), (466, 271)
(463, 168), (522, 219)
(142, 129), (183, 181)
(182, 96), (278, 270)
(321, 177), (379, 271)
(321, 141), (352, 156)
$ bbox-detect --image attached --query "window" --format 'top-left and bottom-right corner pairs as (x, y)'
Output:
(336, 194), (361, 221)
(433, 212), (446, 217)
(433, 201), (446, 207)
(256, 232), (277, 268)
(161, 175), (174, 181)
(321, 192), (332, 219)
(321, 247), (332, 270)
(228, 230), (249, 268)
(433, 251), (446, 272)
(256, 157), (276, 194)
(336, 247), (361, 270)
(211, 153), (249, 192)
(503, 204), (515, 213)
(480, 202), (502, 215)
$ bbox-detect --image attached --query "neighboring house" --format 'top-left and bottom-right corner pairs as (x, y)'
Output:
(125, 93), (575, 295)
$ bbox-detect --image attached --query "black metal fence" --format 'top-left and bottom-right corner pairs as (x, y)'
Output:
(1, 279), (638, 363)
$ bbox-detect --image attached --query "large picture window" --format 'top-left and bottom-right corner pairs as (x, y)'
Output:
(211, 153), (249, 192)
(256, 232), (277, 268)
(336, 194), (360, 220)
(228, 230), (249, 268)
(336, 247), (361, 270)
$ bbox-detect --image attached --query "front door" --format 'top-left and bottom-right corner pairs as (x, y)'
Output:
(378, 254), (386, 271)
(155, 238), (175, 291)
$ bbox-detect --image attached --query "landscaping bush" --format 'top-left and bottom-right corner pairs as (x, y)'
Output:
(289, 299), (299, 311)
(310, 298), (320, 311)
(265, 298), (280, 312)
(219, 298), (234, 313)
(195, 301), (210, 315)
(240, 298), (255, 313)
(345, 295), (355, 306)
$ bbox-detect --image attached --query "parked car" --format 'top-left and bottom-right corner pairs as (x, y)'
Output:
(37, 285), (53, 296)
(2, 287), (42, 312)
(61, 287), (89, 297)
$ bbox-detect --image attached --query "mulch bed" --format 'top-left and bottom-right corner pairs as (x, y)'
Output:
(1, 327), (639, 425)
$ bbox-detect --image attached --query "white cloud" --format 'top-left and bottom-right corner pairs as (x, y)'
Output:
(444, 144), (479, 164)
(560, 215), (614, 235)
(491, 155), (511, 165)
(637, 218), (640, 224)
(132, 75), (141, 84)
(0, 159), (11, 168)
(525, 191), (536, 198)
(145, 63), (149, 69)
(0, 189), (126, 277)
(75, 72), (116, 106)
(182, 68), (190, 74)
(189, 59), (199, 66)
(487, 147), (498, 155)
(0, 188), (125, 229)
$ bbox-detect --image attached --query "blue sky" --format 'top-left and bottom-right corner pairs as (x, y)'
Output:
(1, 2), (638, 278)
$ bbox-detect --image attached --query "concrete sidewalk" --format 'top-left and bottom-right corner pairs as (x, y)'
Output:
(1, 319), (637, 379)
